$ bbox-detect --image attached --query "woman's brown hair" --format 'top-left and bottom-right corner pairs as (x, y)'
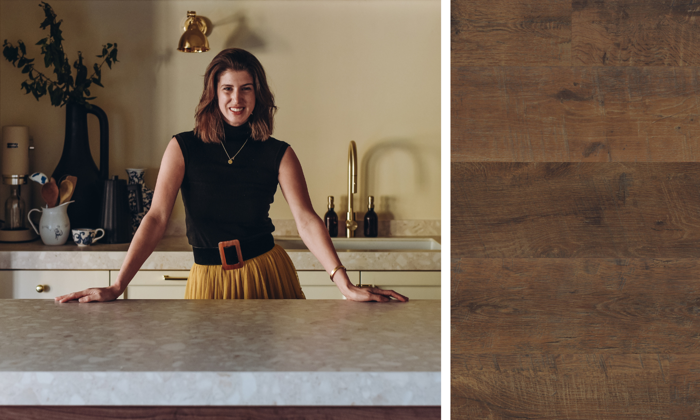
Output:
(194, 48), (277, 142)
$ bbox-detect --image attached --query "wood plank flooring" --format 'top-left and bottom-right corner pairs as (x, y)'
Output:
(452, 67), (700, 162)
(451, 0), (572, 67)
(452, 163), (700, 258)
(572, 0), (700, 66)
(452, 0), (700, 418)
(453, 354), (669, 419)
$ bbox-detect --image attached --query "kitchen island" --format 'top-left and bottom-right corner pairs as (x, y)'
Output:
(0, 299), (440, 418)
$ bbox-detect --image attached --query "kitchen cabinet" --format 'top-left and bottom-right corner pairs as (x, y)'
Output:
(0, 270), (109, 299)
(111, 270), (189, 299)
(116, 270), (363, 300)
(360, 271), (441, 300)
(296, 270), (360, 299)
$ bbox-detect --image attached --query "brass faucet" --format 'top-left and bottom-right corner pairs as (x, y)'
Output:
(346, 141), (358, 237)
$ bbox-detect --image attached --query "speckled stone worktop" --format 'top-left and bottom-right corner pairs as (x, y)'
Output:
(0, 299), (440, 405)
(0, 236), (441, 271)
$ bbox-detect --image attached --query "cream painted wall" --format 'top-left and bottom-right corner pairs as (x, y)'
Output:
(0, 0), (440, 225)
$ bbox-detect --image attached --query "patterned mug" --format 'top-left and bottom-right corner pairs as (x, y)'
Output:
(72, 228), (105, 247)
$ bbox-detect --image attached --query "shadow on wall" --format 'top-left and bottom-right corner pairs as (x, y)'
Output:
(92, 2), (158, 177)
(212, 12), (267, 51)
(360, 138), (430, 220)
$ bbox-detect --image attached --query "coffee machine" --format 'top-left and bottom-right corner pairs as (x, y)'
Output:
(0, 126), (37, 242)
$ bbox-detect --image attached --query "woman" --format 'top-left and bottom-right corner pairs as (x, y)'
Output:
(56, 48), (407, 303)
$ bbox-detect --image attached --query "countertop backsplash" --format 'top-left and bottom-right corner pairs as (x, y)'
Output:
(164, 218), (440, 238)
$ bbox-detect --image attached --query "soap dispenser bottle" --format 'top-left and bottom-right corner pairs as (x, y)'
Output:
(364, 196), (378, 237)
(324, 196), (338, 237)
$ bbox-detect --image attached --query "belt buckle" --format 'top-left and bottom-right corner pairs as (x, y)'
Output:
(218, 240), (244, 270)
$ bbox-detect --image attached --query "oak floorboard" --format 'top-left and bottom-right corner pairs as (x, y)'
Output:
(452, 354), (670, 420)
(670, 355), (700, 419)
(452, 258), (700, 353)
(451, 67), (700, 162)
(451, 0), (572, 67)
(452, 162), (700, 258)
(572, 0), (700, 66)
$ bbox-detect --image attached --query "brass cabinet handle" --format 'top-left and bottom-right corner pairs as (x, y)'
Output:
(36, 285), (46, 293)
(356, 284), (375, 289)
(162, 275), (188, 281)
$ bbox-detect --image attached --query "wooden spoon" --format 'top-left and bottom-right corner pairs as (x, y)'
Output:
(41, 177), (59, 208)
(59, 179), (74, 205)
(63, 176), (77, 203)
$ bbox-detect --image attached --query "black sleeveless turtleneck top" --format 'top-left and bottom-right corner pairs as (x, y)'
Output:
(174, 124), (289, 248)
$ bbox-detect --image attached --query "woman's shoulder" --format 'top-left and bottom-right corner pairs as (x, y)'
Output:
(173, 130), (199, 142)
(261, 137), (290, 170)
(262, 136), (290, 149)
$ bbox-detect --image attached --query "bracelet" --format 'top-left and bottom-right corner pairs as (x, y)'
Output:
(330, 265), (346, 282)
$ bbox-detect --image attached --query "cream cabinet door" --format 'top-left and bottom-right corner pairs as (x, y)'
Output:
(360, 271), (441, 300)
(112, 270), (189, 299)
(0, 270), (109, 299)
(297, 271), (359, 299)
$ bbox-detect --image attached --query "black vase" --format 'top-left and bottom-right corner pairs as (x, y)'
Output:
(52, 102), (109, 229)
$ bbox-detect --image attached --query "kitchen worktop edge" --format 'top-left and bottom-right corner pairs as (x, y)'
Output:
(0, 236), (441, 270)
(0, 371), (440, 406)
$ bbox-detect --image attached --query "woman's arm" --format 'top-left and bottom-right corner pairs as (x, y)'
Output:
(55, 138), (185, 303)
(278, 147), (407, 302)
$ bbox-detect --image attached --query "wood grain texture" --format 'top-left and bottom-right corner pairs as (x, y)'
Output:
(0, 406), (441, 420)
(451, 0), (572, 66)
(451, 1), (700, 418)
(670, 355), (700, 419)
(452, 354), (670, 419)
(452, 67), (700, 162)
(452, 258), (700, 353)
(573, 0), (700, 66)
(452, 162), (700, 258)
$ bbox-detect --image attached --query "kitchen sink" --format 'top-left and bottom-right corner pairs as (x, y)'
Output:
(275, 237), (441, 251)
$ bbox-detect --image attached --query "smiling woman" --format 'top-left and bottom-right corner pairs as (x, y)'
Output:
(55, 48), (408, 304)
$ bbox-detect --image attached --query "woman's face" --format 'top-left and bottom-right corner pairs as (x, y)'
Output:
(217, 69), (256, 127)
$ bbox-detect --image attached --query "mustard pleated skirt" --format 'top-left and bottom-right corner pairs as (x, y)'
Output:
(184, 244), (306, 299)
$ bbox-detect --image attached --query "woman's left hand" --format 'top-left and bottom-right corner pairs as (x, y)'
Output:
(341, 284), (409, 302)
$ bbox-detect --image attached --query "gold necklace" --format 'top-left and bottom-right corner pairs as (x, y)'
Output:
(220, 137), (249, 164)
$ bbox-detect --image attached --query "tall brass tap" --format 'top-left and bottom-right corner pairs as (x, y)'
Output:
(346, 141), (358, 237)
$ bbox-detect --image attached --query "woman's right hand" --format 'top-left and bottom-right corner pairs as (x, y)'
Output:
(54, 284), (123, 303)
(340, 283), (409, 302)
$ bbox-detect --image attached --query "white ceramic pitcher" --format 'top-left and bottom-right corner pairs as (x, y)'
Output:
(28, 201), (74, 245)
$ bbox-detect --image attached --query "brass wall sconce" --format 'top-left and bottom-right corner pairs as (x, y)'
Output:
(177, 11), (210, 53)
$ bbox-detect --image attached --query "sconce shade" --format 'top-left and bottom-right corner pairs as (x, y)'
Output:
(178, 11), (209, 53)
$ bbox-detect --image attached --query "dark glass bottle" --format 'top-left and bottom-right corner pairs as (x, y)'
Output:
(324, 196), (338, 237)
(364, 196), (378, 237)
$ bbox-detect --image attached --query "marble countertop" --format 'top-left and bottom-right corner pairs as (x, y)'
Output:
(0, 236), (441, 271)
(0, 299), (440, 406)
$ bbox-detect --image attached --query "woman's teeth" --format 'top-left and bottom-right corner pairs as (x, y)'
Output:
(230, 107), (243, 112)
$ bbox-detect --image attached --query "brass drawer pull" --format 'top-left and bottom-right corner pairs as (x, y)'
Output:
(162, 275), (189, 281)
(356, 284), (375, 289)
(36, 284), (46, 293)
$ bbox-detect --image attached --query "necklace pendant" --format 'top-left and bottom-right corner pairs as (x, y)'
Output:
(228, 159), (233, 164)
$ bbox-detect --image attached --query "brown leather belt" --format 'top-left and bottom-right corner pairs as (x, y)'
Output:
(192, 233), (275, 269)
